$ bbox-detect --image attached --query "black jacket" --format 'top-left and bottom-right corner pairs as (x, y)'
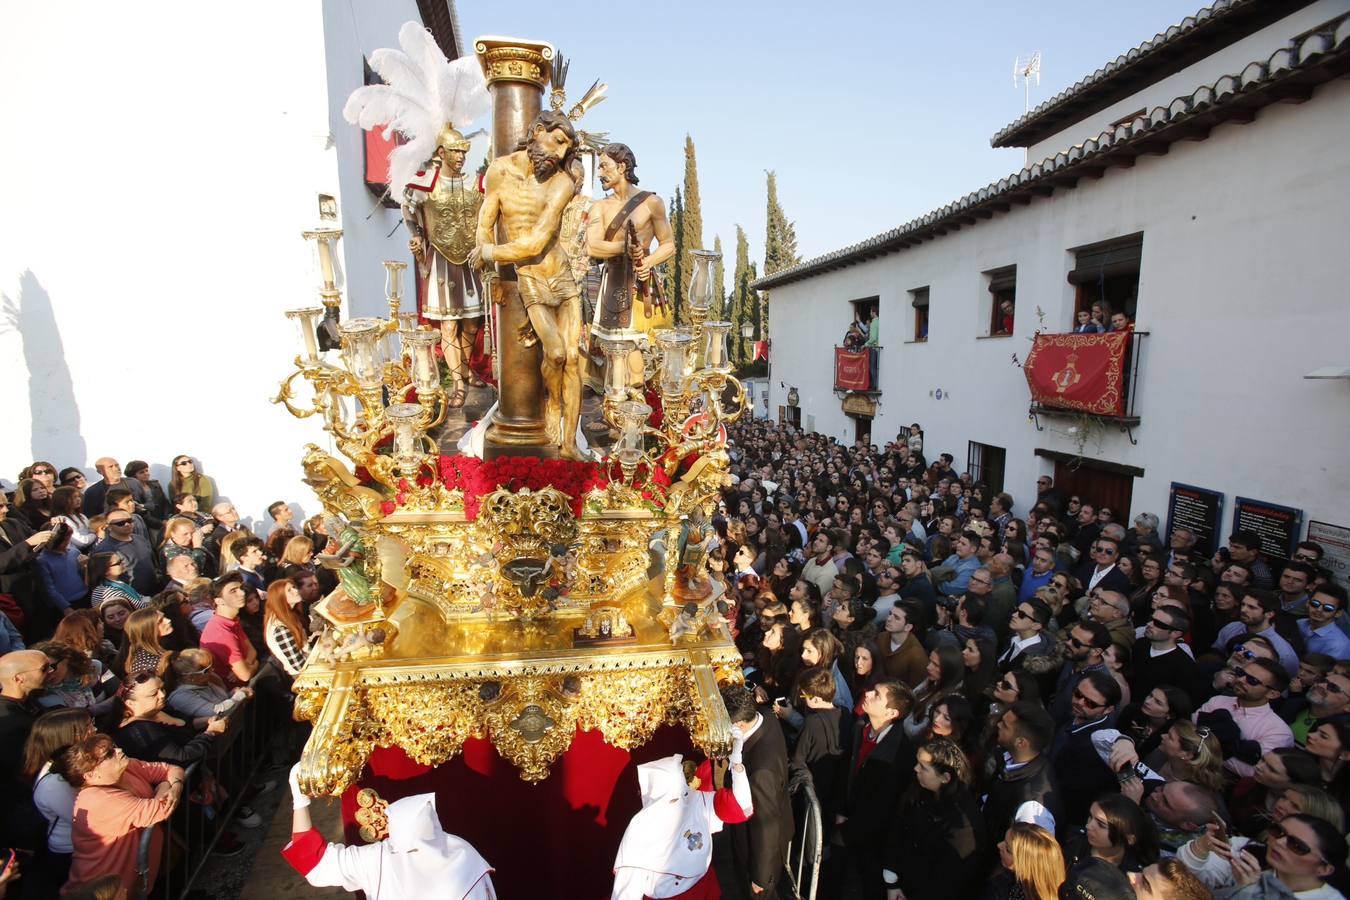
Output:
(1049, 717), (1117, 837)
(885, 784), (986, 900)
(725, 713), (791, 891)
(115, 719), (215, 767)
(839, 718), (911, 854)
(790, 706), (844, 814)
(1129, 644), (1204, 708)
(982, 751), (1062, 849)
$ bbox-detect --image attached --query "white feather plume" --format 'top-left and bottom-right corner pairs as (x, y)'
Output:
(342, 22), (489, 195)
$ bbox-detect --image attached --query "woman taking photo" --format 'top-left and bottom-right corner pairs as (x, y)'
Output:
(265, 578), (315, 677)
(22, 707), (94, 895)
(62, 732), (185, 897)
(1216, 813), (1347, 899)
(168, 455), (215, 508)
(883, 738), (986, 900)
(986, 822), (1066, 900)
(903, 644), (965, 741)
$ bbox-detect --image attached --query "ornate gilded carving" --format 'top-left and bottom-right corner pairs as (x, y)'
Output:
(474, 39), (553, 88)
(355, 789), (389, 842)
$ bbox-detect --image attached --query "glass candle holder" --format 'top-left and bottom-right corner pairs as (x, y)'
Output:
(654, 329), (693, 396)
(338, 318), (386, 389)
(383, 260), (406, 303)
(688, 249), (720, 315)
(385, 403), (425, 473)
(676, 325), (700, 376)
(613, 400), (651, 478)
(702, 320), (732, 374)
(285, 307), (325, 363)
(598, 338), (636, 401)
(302, 226), (345, 295)
(401, 328), (441, 394)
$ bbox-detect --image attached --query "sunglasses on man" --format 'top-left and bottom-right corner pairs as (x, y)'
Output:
(1232, 667), (1270, 689)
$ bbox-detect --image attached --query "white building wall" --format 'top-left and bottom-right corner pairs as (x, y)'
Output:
(769, 77), (1350, 539)
(0, 1), (421, 531)
(1024, 0), (1350, 161)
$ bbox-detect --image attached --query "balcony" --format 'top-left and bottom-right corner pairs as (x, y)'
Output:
(1025, 331), (1147, 443)
(834, 345), (881, 394)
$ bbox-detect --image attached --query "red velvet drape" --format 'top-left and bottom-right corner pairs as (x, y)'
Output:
(342, 725), (694, 899)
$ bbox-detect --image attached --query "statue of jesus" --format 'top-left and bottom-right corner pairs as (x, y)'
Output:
(470, 110), (585, 460)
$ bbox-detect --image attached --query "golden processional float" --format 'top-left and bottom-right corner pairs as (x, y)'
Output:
(274, 33), (744, 796)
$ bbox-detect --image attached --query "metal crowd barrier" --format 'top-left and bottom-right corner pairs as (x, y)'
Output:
(784, 778), (823, 900)
(134, 671), (284, 900)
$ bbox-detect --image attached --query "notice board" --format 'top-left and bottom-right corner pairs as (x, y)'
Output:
(1232, 496), (1303, 562)
(1165, 483), (1224, 557)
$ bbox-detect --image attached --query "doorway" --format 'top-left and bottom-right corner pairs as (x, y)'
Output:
(854, 417), (872, 447)
(1050, 458), (1136, 522)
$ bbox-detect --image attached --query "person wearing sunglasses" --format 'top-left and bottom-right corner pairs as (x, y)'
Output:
(1296, 584), (1350, 661)
(1285, 666), (1350, 747)
(1076, 537), (1132, 597)
(1211, 591), (1301, 681)
(1049, 620), (1112, 727)
(1219, 814), (1347, 898)
(1196, 658), (1295, 779)
(1131, 606), (1205, 708)
(1052, 670), (1122, 835)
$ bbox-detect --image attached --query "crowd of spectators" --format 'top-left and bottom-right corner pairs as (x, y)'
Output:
(0, 456), (326, 898)
(711, 418), (1349, 900)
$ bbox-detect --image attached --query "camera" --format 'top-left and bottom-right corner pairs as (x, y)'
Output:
(45, 521), (72, 551)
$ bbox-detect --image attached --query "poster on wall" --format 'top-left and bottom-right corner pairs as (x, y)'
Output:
(1165, 482), (1224, 557)
(1308, 520), (1350, 589)
(1232, 496), (1303, 562)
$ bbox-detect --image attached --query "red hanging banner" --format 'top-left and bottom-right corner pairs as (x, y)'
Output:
(1023, 331), (1129, 416)
(834, 347), (871, 391)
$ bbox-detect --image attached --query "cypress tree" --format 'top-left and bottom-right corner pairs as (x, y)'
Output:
(679, 136), (705, 312)
(761, 171), (799, 356)
(712, 235), (725, 319)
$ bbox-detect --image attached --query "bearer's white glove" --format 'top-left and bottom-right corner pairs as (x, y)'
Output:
(288, 762), (311, 810)
(729, 730), (746, 767)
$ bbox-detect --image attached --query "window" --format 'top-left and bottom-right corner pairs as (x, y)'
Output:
(846, 297), (879, 350)
(967, 442), (1007, 494)
(984, 266), (1017, 336)
(910, 287), (929, 342)
(1068, 233), (1142, 328)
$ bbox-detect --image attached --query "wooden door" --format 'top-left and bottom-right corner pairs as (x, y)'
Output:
(1053, 459), (1135, 521)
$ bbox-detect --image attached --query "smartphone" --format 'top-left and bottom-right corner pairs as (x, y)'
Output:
(1210, 815), (1230, 843)
(774, 697), (789, 708)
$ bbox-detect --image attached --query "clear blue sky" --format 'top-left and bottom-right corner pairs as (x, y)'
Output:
(458, 0), (1208, 278)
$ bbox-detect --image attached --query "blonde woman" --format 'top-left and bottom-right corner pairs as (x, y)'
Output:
(159, 515), (212, 576)
(989, 823), (1066, 900)
(168, 455), (215, 508)
(217, 529), (247, 574)
(278, 535), (315, 580)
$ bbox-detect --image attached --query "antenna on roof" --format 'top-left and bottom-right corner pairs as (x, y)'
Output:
(1013, 51), (1041, 112)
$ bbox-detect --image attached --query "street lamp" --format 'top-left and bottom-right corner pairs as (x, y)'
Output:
(740, 322), (755, 340)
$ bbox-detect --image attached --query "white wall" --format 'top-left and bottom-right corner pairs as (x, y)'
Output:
(769, 77), (1350, 540)
(0, 2), (418, 530)
(1024, 0), (1350, 161)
